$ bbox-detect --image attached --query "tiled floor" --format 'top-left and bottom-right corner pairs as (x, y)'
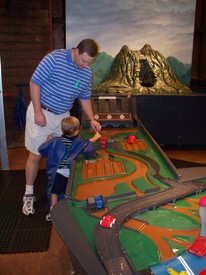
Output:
(0, 146), (206, 275)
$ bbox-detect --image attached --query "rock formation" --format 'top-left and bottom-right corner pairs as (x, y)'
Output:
(94, 44), (192, 94)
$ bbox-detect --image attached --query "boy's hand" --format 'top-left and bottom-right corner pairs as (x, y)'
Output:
(89, 131), (102, 143)
(46, 134), (53, 141)
(94, 132), (102, 139)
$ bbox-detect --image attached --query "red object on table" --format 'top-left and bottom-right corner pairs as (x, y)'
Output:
(188, 235), (206, 257)
(100, 137), (106, 148)
(127, 135), (136, 144)
(100, 215), (116, 228)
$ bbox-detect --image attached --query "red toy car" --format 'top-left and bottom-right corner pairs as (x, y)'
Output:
(100, 215), (116, 228)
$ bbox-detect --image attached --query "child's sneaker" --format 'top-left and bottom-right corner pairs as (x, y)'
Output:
(22, 195), (36, 215)
(46, 212), (51, 222)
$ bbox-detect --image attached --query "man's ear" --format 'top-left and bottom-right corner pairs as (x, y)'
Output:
(75, 48), (79, 55)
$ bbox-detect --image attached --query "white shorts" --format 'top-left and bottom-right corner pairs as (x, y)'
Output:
(25, 102), (70, 155)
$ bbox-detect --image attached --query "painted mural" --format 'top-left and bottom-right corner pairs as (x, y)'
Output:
(66, 0), (196, 90)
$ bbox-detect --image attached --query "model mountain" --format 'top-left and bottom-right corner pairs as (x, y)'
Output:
(93, 44), (192, 94)
(167, 56), (191, 87)
(91, 51), (114, 90)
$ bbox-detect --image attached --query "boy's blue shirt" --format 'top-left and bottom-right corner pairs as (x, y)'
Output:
(38, 136), (96, 201)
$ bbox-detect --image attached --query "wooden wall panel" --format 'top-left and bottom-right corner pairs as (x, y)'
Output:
(0, 0), (65, 148)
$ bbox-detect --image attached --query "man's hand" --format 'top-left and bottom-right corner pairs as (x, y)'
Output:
(34, 111), (47, 127)
(90, 119), (101, 132)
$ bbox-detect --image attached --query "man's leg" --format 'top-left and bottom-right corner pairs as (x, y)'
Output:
(25, 152), (42, 188)
(22, 152), (42, 215)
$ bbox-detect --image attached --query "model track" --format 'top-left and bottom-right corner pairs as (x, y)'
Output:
(94, 145), (206, 274)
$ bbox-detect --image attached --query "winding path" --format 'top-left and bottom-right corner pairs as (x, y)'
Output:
(94, 144), (206, 274)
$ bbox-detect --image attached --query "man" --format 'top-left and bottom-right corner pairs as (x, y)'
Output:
(22, 39), (101, 216)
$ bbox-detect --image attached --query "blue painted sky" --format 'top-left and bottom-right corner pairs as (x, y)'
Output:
(66, 0), (196, 64)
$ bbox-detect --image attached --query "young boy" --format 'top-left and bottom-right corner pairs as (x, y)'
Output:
(38, 116), (101, 221)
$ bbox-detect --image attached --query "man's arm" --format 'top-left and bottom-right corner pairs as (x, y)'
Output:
(30, 80), (46, 127)
(80, 99), (101, 132)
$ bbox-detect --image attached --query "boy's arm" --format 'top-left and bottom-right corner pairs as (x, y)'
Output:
(46, 134), (53, 141)
(89, 132), (102, 143)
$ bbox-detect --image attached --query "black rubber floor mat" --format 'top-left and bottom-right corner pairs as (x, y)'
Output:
(0, 170), (51, 254)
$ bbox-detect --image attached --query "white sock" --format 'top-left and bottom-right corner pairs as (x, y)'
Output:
(25, 185), (34, 196)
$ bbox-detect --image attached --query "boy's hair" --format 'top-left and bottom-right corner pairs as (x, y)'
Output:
(61, 116), (80, 136)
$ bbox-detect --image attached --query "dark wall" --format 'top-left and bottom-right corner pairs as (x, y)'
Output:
(136, 95), (206, 148)
(0, 1), (50, 94)
(0, 0), (65, 147)
(190, 0), (206, 91)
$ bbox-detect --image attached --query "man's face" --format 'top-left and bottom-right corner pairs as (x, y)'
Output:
(74, 49), (94, 69)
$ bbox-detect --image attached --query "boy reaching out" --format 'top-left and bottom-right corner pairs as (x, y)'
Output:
(38, 116), (101, 221)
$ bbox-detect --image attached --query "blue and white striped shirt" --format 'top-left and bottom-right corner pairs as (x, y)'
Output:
(31, 49), (92, 114)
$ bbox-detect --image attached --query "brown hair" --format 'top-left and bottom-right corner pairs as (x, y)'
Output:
(76, 39), (99, 57)
(61, 116), (80, 136)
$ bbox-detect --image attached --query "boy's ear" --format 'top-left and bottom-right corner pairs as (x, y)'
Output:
(74, 129), (79, 136)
